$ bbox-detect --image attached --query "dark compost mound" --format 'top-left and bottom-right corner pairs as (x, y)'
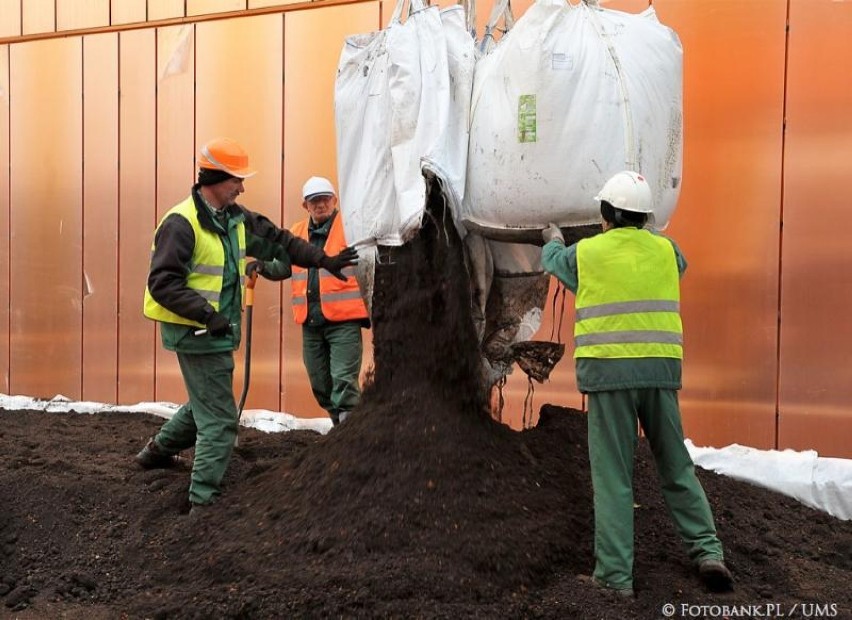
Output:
(1, 186), (851, 618)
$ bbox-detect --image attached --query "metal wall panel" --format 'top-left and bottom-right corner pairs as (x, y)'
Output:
(250, 0), (302, 8)
(282, 2), (380, 418)
(0, 2), (21, 38)
(118, 29), (157, 404)
(10, 38), (83, 399)
(196, 15), (284, 411)
(57, 0), (109, 31)
(187, 0), (246, 17)
(779, 0), (852, 458)
(111, 0), (147, 26)
(148, 0), (185, 21)
(0, 45), (9, 393)
(82, 33), (119, 403)
(22, 0), (54, 35)
(662, 0), (786, 450)
(155, 24), (196, 403)
(577, 0), (785, 450)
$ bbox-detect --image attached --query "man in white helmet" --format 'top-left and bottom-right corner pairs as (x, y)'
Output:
(541, 171), (732, 598)
(136, 139), (358, 515)
(248, 176), (369, 427)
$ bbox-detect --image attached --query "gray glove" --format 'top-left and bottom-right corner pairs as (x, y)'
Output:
(542, 223), (565, 245)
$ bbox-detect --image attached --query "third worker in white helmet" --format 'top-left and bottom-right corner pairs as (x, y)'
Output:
(540, 171), (733, 598)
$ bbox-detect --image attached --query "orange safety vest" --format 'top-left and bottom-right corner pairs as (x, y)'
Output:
(290, 213), (368, 324)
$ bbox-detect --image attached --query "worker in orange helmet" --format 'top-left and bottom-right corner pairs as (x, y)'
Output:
(248, 176), (370, 427)
(541, 171), (733, 598)
(136, 138), (358, 515)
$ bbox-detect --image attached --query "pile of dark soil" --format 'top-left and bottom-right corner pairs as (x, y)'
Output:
(2, 192), (850, 619)
(2, 404), (851, 619)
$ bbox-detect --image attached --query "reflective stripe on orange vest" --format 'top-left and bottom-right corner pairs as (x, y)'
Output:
(290, 213), (368, 324)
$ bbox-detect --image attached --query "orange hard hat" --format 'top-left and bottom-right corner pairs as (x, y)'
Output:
(197, 137), (257, 178)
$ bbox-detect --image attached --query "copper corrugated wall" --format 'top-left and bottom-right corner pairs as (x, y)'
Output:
(778, 0), (852, 457)
(82, 33), (119, 404)
(0, 0), (850, 457)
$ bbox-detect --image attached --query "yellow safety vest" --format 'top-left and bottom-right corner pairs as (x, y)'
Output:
(143, 195), (247, 327)
(574, 228), (683, 359)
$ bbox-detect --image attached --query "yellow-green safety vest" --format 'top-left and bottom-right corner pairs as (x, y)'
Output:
(574, 228), (683, 359)
(143, 195), (247, 327)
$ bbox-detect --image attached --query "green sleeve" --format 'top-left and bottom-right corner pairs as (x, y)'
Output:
(651, 231), (688, 277)
(245, 233), (293, 281)
(541, 240), (579, 294)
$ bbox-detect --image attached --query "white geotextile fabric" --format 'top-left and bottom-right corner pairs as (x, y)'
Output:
(3, 392), (849, 521)
(0, 393), (333, 435)
(335, 0), (474, 248)
(464, 0), (684, 235)
(686, 440), (852, 521)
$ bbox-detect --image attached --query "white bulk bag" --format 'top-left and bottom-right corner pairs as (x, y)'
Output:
(424, 5), (475, 209)
(463, 0), (683, 236)
(335, 0), (474, 248)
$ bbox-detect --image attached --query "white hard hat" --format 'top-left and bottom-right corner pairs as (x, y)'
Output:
(594, 171), (653, 214)
(302, 176), (336, 200)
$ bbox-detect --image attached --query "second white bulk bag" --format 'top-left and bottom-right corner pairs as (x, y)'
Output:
(463, 0), (683, 236)
(335, 0), (474, 249)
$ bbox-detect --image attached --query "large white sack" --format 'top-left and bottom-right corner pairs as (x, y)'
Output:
(335, 1), (474, 248)
(464, 0), (683, 237)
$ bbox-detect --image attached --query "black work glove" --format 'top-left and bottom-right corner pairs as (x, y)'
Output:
(246, 260), (264, 278)
(205, 312), (232, 338)
(321, 246), (359, 281)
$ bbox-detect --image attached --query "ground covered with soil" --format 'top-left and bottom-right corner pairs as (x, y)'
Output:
(2, 193), (851, 619)
(2, 405), (851, 620)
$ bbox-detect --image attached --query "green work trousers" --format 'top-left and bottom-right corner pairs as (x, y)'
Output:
(302, 322), (363, 425)
(154, 351), (238, 505)
(588, 388), (724, 590)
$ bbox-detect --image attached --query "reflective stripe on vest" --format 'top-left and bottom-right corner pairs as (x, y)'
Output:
(574, 228), (683, 359)
(290, 214), (368, 324)
(143, 195), (246, 327)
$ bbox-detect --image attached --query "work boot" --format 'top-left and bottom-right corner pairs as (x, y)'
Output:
(135, 437), (183, 469)
(576, 575), (634, 599)
(698, 558), (734, 592)
(188, 502), (212, 521)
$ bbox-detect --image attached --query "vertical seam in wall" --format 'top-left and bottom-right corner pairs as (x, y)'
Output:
(278, 13), (287, 411)
(5, 45), (10, 392)
(81, 38), (86, 399)
(193, 23), (196, 184)
(775, 0), (792, 451)
(153, 27), (159, 401)
(112, 33), (119, 404)
(116, 32), (122, 404)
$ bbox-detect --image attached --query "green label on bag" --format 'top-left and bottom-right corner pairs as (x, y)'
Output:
(518, 94), (537, 143)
